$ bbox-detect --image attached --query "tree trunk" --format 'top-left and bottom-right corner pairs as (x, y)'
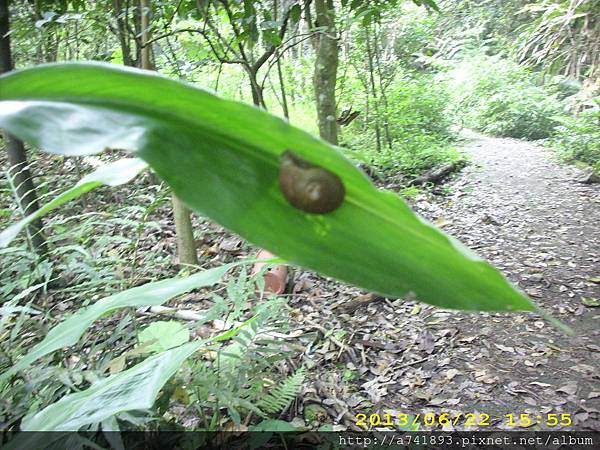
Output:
(276, 54), (290, 119)
(140, 0), (154, 71)
(133, 0), (142, 66)
(313, 0), (339, 145)
(33, 1), (58, 63)
(113, 0), (134, 66)
(274, 0), (289, 119)
(4, 136), (48, 255)
(245, 65), (266, 108)
(373, 23), (393, 150)
(140, 0), (198, 266)
(171, 195), (198, 266)
(365, 25), (381, 152)
(304, 0), (319, 50)
(0, 0), (47, 256)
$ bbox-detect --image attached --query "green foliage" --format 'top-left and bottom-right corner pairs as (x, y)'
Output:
(479, 88), (562, 139)
(0, 150), (298, 433)
(398, 186), (421, 199)
(258, 367), (305, 414)
(14, 310), (267, 435)
(191, 0), (301, 50)
(396, 139), (462, 175)
(549, 100), (600, 171)
(0, 161), (148, 306)
(19, 340), (207, 432)
(0, 302), (141, 432)
(431, 0), (535, 59)
(387, 75), (452, 141)
(337, 5), (459, 176)
(342, 0), (439, 26)
(517, 0), (600, 80)
(189, 296), (296, 427)
(1, 158), (147, 248)
(545, 75), (583, 100)
(446, 53), (564, 139)
(384, 74), (460, 174)
(0, 245), (51, 302)
(0, 261), (241, 385)
(378, 3), (437, 69)
(1, 0), (588, 438)
(1, 258), (285, 434)
(10, 0), (113, 67)
(343, 72), (461, 174)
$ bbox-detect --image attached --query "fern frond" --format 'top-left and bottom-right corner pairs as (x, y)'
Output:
(258, 367), (305, 415)
(219, 317), (266, 373)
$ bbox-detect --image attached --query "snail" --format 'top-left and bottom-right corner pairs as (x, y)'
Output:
(279, 150), (345, 214)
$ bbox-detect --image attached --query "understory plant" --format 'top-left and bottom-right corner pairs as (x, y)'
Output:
(549, 99), (600, 171)
(0, 162), (173, 306)
(1, 253), (297, 437)
(343, 72), (461, 173)
(446, 53), (564, 139)
(1, 157), (301, 433)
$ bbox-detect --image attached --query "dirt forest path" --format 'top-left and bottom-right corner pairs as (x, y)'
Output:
(408, 131), (600, 430)
(305, 131), (600, 432)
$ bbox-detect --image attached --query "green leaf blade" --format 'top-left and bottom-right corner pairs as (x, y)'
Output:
(0, 63), (536, 313)
(20, 340), (204, 431)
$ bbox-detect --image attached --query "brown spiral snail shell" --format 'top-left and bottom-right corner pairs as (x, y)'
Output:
(279, 150), (345, 214)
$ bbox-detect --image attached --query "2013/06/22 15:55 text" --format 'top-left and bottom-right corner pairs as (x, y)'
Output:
(354, 412), (573, 428)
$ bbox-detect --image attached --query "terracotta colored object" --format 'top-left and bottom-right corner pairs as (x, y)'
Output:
(251, 250), (288, 295)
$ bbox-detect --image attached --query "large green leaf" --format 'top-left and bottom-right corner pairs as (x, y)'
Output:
(0, 63), (534, 313)
(0, 157), (147, 247)
(20, 340), (205, 431)
(0, 260), (245, 385)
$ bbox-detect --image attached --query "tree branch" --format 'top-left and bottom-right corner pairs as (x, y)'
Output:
(200, 0), (245, 62)
(218, 0), (251, 64)
(260, 33), (315, 89)
(252, 5), (294, 72)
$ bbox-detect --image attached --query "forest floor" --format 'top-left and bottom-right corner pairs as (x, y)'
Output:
(2, 131), (599, 432)
(290, 130), (600, 431)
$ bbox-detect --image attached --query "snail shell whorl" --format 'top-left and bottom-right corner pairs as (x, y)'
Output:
(279, 150), (345, 214)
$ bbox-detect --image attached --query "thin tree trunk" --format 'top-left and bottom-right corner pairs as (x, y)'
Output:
(140, 0), (154, 70)
(4, 136), (48, 255)
(245, 65), (266, 108)
(365, 25), (381, 152)
(214, 63), (223, 91)
(0, 0), (47, 256)
(364, 89), (370, 130)
(171, 195), (198, 266)
(274, 0), (289, 119)
(313, 0), (338, 144)
(140, 0), (198, 266)
(276, 54), (290, 118)
(133, 0), (142, 66)
(304, 0), (318, 50)
(373, 23), (393, 150)
(113, 0), (134, 66)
